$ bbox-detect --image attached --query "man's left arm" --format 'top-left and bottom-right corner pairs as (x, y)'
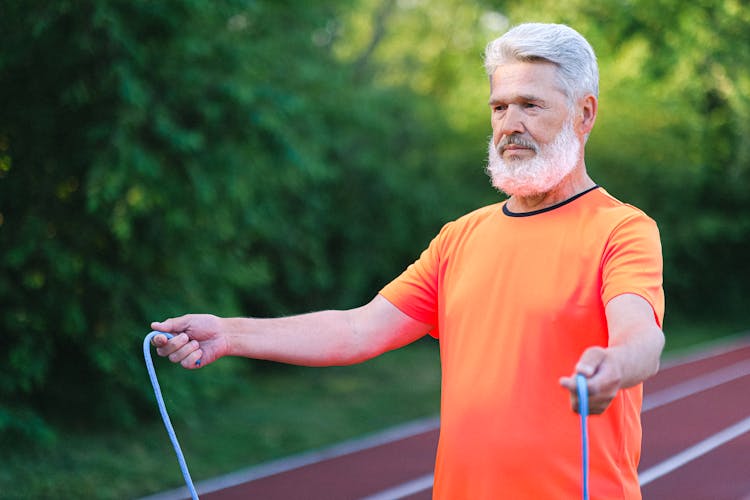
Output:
(560, 293), (665, 414)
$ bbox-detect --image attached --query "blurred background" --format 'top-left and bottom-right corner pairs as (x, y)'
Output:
(1, 0), (748, 497)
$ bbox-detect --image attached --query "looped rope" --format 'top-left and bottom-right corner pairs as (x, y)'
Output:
(143, 331), (589, 500)
(576, 373), (589, 500)
(144, 331), (200, 500)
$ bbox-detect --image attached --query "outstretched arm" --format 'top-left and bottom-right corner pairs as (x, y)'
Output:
(151, 294), (432, 369)
(560, 293), (665, 414)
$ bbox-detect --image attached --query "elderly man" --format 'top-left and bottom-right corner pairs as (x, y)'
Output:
(152, 23), (664, 499)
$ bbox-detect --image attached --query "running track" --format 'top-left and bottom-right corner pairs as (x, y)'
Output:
(143, 333), (750, 500)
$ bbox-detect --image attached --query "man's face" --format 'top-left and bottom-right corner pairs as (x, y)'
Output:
(486, 61), (583, 197)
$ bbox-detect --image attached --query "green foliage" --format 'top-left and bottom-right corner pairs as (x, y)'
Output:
(0, 0), (468, 442)
(2, 0), (748, 448)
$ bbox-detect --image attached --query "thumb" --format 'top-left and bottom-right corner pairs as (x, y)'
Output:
(575, 346), (607, 377)
(151, 316), (186, 334)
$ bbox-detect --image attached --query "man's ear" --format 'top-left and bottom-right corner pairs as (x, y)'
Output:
(579, 94), (598, 136)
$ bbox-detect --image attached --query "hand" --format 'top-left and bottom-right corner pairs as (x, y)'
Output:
(559, 346), (623, 415)
(150, 314), (229, 369)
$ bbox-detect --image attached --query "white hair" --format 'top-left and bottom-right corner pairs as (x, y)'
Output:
(484, 23), (599, 103)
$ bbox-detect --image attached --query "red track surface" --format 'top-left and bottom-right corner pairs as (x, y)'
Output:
(150, 335), (750, 500)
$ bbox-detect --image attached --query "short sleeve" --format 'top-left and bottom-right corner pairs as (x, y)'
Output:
(601, 212), (665, 327)
(379, 231), (443, 337)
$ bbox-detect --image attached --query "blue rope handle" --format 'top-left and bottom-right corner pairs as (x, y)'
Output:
(576, 373), (589, 500)
(143, 331), (200, 500)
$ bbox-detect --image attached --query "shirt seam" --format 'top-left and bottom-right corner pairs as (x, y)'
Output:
(502, 185), (600, 217)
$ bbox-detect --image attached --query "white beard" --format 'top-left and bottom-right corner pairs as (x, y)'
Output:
(486, 120), (581, 197)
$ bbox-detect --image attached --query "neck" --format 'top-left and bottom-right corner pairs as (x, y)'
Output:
(505, 167), (596, 213)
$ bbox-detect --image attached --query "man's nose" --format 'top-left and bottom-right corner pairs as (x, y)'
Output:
(499, 105), (525, 136)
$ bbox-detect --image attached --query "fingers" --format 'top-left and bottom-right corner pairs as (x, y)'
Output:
(154, 333), (204, 369)
(559, 375), (577, 391)
(562, 379), (616, 415)
(561, 346), (617, 415)
(154, 332), (187, 355)
(559, 375), (586, 414)
(179, 349), (203, 369)
(150, 333), (170, 347)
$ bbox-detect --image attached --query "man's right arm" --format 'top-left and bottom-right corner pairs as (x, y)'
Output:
(151, 294), (432, 369)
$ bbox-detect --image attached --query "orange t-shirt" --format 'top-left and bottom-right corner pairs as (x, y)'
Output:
(379, 187), (664, 499)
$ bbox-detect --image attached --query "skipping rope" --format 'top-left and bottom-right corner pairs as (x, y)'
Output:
(143, 331), (200, 500)
(576, 373), (590, 500)
(144, 331), (590, 500)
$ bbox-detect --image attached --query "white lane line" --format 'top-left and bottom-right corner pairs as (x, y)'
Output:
(143, 334), (750, 500)
(357, 338), (750, 499)
(138, 416), (440, 500)
(360, 412), (750, 499)
(639, 415), (750, 485)
(358, 474), (434, 500)
(642, 359), (750, 412)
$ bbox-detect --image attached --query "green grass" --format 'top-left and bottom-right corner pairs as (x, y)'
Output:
(662, 316), (749, 356)
(3, 338), (442, 499)
(3, 320), (748, 499)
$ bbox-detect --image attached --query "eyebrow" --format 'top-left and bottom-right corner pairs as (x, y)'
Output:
(488, 94), (545, 106)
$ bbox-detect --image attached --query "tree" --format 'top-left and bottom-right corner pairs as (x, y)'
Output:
(0, 0), (466, 442)
(4, 0), (748, 445)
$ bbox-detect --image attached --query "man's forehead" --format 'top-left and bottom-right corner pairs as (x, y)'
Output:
(489, 61), (566, 100)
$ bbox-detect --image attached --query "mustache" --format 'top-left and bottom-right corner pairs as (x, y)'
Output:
(497, 134), (538, 153)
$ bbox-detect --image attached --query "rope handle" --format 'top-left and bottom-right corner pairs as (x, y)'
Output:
(576, 373), (589, 500)
(144, 331), (200, 500)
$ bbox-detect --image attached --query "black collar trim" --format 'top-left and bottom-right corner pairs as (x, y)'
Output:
(502, 185), (600, 217)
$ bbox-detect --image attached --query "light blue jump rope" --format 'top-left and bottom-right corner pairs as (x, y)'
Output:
(576, 373), (590, 500)
(143, 331), (200, 500)
(144, 331), (590, 500)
